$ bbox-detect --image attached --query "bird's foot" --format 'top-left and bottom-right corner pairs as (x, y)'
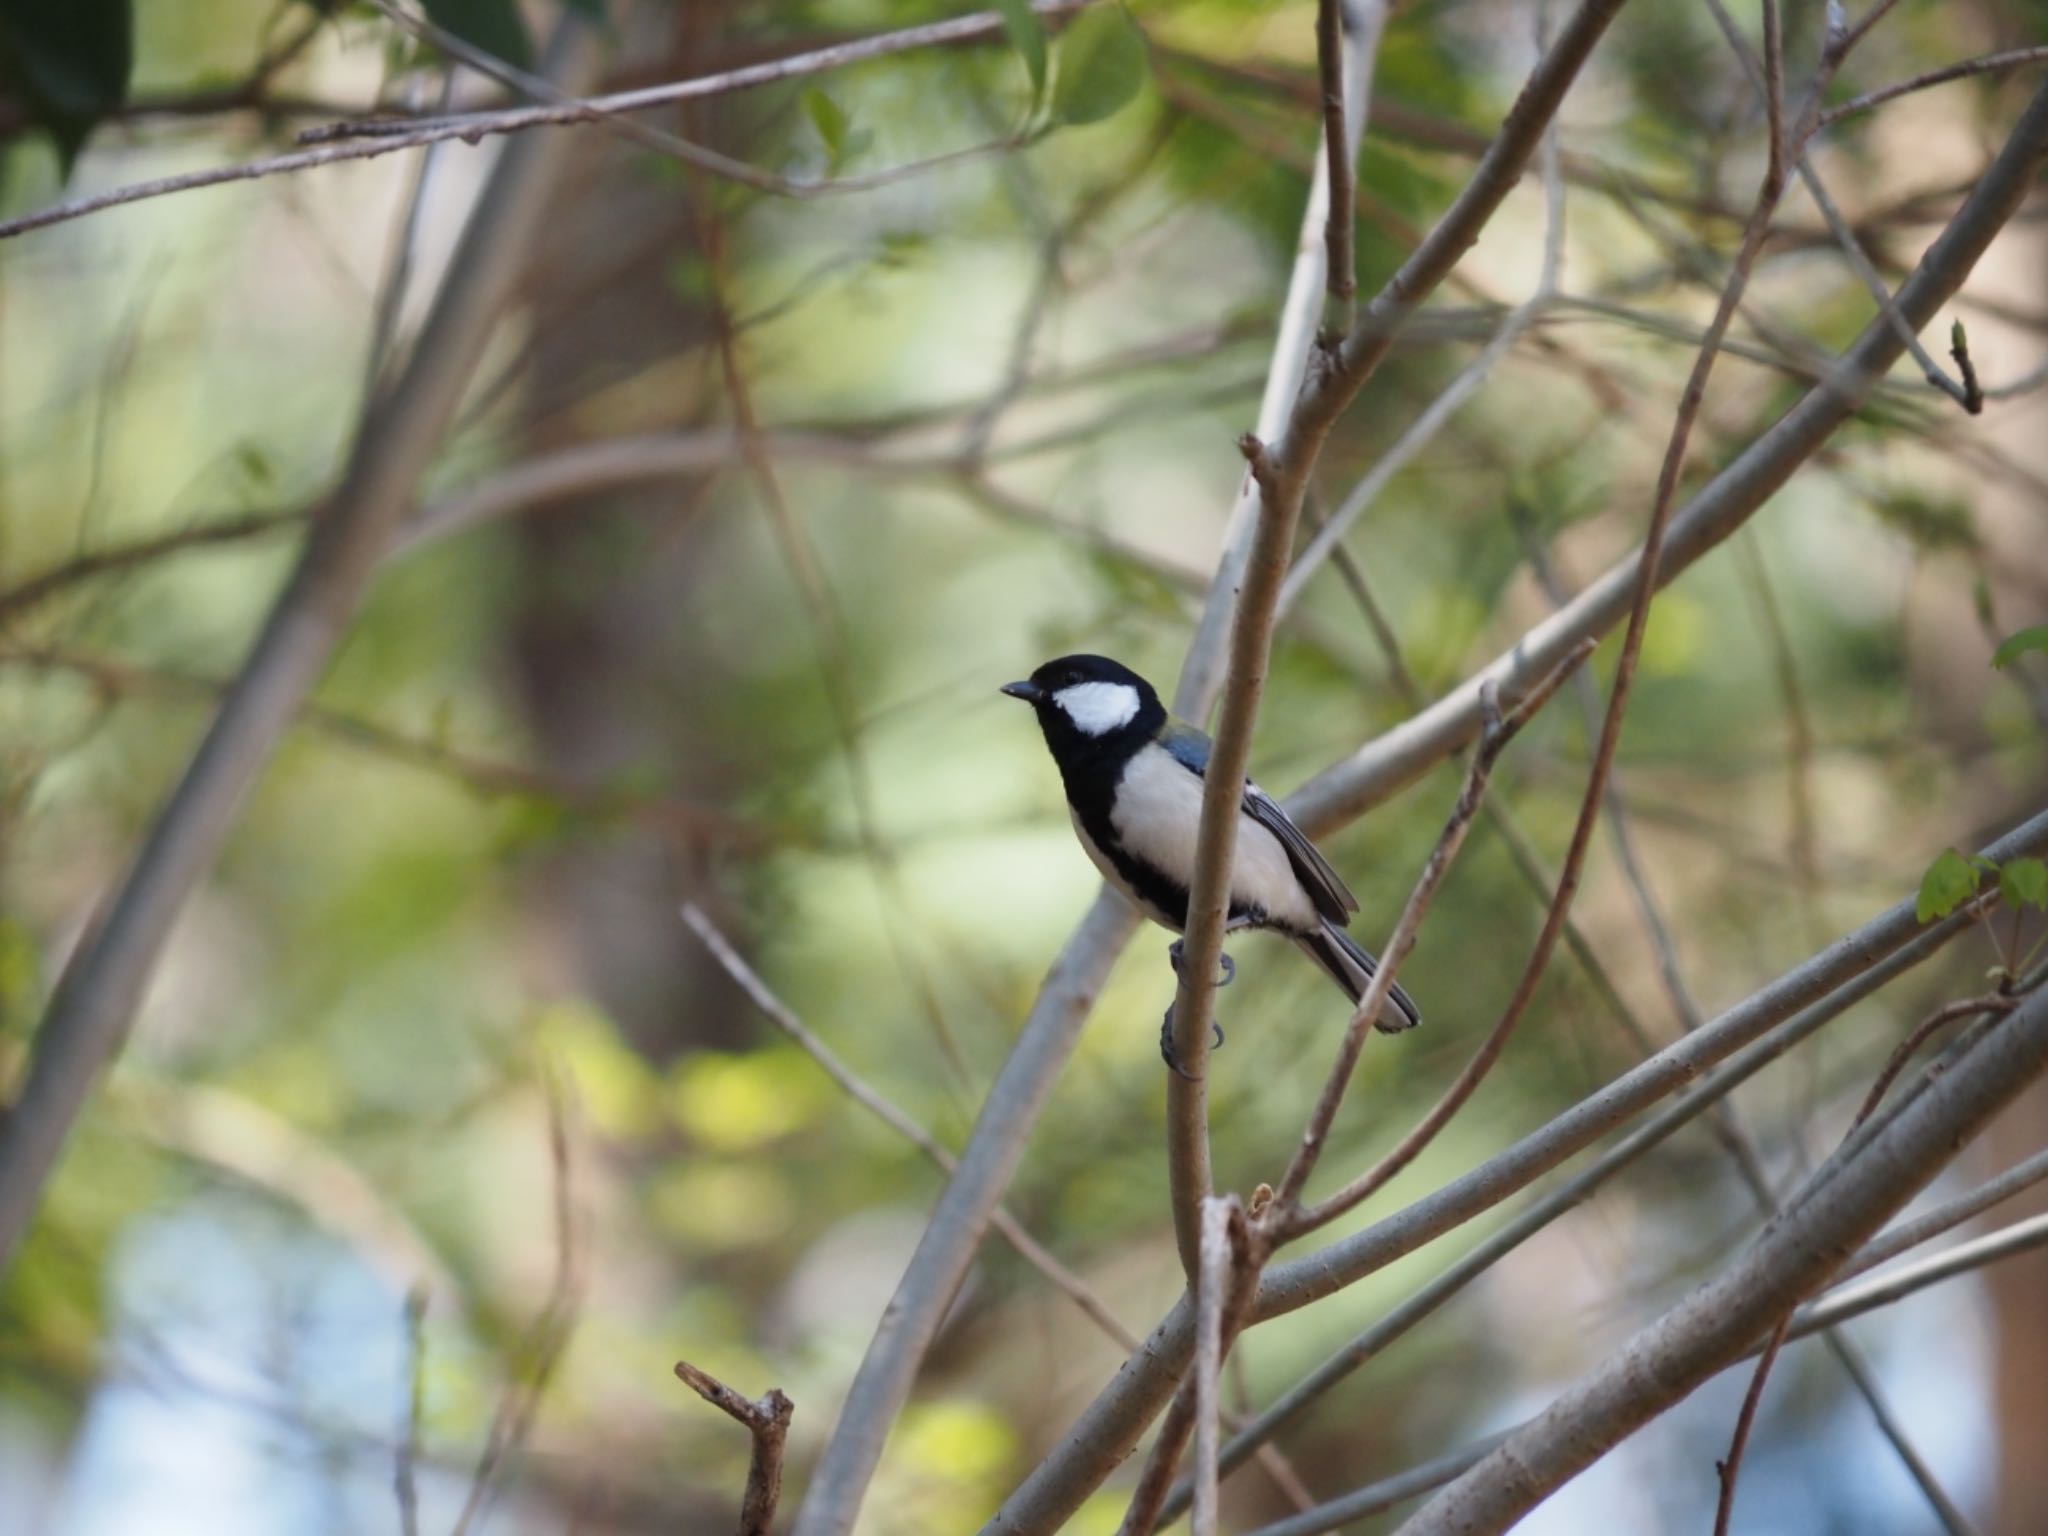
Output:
(1167, 939), (1236, 990)
(1159, 1005), (1227, 1080)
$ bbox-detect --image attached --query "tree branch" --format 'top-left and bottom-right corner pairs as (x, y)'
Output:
(674, 1361), (796, 1536)
(1396, 985), (2048, 1536)
(0, 17), (610, 1277)
(1287, 78), (2048, 838)
(984, 808), (2048, 1534)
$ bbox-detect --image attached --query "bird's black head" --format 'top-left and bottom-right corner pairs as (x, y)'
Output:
(1001, 653), (1164, 766)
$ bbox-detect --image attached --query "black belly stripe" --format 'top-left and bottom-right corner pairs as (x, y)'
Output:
(1061, 745), (1280, 934)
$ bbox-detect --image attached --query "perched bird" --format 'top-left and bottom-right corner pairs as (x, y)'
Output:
(1002, 653), (1420, 1060)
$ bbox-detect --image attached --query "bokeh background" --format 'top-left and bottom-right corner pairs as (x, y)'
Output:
(3, 1), (2047, 1531)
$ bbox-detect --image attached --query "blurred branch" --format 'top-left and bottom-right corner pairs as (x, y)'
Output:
(396, 1287), (428, 1536)
(1820, 44), (2048, 128)
(1288, 79), (2048, 837)
(673, 1361), (796, 1536)
(451, 1068), (583, 1536)
(1838, 1145), (2048, 1283)
(0, 17), (610, 1277)
(681, 903), (1135, 1348)
(1799, 1209), (2048, 1336)
(1400, 982), (2048, 1535)
(0, 2), (1094, 242)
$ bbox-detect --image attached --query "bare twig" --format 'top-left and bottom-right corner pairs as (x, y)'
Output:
(1800, 1210), (2048, 1336)
(1856, 992), (2017, 1125)
(675, 1361), (796, 1536)
(1163, 0), (1613, 1286)
(1192, 1196), (1248, 1536)
(681, 904), (1136, 1348)
(452, 1069), (583, 1536)
(0, 2), (1095, 242)
(1282, 648), (1592, 1227)
(1712, 1315), (1790, 1536)
(1820, 44), (2048, 128)
(1316, 0), (1357, 325)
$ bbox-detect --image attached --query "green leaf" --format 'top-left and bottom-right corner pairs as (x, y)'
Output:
(560, 0), (606, 16)
(0, 0), (133, 172)
(804, 87), (849, 162)
(1052, 4), (1146, 127)
(2001, 857), (2048, 912)
(1992, 624), (2048, 669)
(420, 0), (531, 70)
(994, 0), (1049, 104)
(1916, 847), (1982, 923)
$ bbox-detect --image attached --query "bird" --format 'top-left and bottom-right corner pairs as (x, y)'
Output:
(1002, 653), (1420, 1067)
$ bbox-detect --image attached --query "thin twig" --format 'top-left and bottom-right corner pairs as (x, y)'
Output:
(0, 2), (1095, 242)
(395, 1286), (427, 1536)
(1709, 983), (2015, 1533)
(1838, 1145), (2048, 1284)
(674, 1361), (797, 1536)
(681, 904), (1137, 1349)
(451, 1067), (584, 1536)
(1281, 647), (1592, 1228)
(1856, 992), (2017, 1125)
(1820, 44), (2048, 128)
(1712, 1315), (1789, 1536)
(1315, 0), (1356, 325)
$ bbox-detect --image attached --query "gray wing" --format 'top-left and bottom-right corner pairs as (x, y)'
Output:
(1159, 719), (1358, 924)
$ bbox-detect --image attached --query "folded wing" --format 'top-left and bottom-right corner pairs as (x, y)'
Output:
(1157, 719), (1358, 926)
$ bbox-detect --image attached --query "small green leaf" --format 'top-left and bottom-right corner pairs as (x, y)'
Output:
(1951, 318), (1968, 353)
(0, 0), (134, 171)
(804, 87), (849, 162)
(420, 0), (531, 70)
(1992, 624), (2048, 669)
(1052, 4), (1146, 127)
(1916, 848), (1982, 923)
(994, 0), (1049, 103)
(2001, 858), (2048, 912)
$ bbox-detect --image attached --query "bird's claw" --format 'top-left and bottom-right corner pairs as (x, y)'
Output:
(1159, 1005), (1227, 1079)
(1167, 940), (1236, 990)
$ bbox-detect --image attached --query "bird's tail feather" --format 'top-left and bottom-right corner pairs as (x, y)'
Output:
(1293, 921), (1422, 1032)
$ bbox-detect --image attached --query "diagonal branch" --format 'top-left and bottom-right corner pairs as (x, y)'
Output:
(0, 16), (609, 1278)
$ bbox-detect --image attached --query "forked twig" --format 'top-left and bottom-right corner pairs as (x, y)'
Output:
(675, 1359), (797, 1536)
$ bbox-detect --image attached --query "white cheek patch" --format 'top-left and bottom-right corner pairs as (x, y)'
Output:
(1054, 681), (1140, 736)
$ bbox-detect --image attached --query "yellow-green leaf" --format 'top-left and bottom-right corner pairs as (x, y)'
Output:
(1916, 847), (1981, 923)
(1052, 5), (1146, 127)
(1992, 624), (2048, 669)
(2000, 857), (2048, 912)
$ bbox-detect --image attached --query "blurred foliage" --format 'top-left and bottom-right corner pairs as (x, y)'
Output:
(0, 0), (2045, 1532)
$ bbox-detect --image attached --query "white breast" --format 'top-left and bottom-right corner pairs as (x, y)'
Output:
(1105, 745), (1317, 930)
